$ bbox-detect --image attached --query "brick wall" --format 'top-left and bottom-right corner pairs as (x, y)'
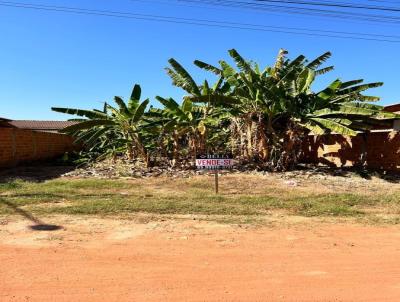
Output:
(302, 131), (400, 171)
(0, 128), (75, 168)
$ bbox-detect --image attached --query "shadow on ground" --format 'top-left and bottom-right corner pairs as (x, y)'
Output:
(0, 198), (62, 231)
(295, 164), (400, 183)
(0, 163), (75, 183)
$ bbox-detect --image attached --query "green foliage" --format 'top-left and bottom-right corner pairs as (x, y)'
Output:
(52, 49), (399, 170)
(52, 84), (150, 164)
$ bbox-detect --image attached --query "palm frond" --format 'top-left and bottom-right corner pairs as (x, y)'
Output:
(300, 121), (326, 135)
(338, 82), (383, 95)
(113, 96), (129, 116)
(306, 51), (332, 69)
(132, 99), (150, 123)
(167, 58), (201, 95)
(228, 49), (254, 75)
(129, 84), (141, 111)
(51, 107), (107, 119)
(61, 119), (116, 133)
(311, 117), (358, 136)
(194, 60), (222, 75)
(315, 66), (334, 75)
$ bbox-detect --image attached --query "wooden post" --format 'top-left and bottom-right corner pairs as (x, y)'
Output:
(214, 170), (219, 194)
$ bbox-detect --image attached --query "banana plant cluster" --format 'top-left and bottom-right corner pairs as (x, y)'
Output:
(52, 49), (398, 170)
(52, 84), (150, 164)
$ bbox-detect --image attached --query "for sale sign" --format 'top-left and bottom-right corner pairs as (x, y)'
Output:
(195, 154), (233, 170)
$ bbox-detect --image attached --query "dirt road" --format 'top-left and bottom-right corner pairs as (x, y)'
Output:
(1, 216), (400, 301)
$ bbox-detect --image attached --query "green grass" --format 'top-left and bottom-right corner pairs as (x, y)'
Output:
(0, 176), (399, 223)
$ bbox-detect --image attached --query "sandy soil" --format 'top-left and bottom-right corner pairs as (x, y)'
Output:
(1, 216), (400, 302)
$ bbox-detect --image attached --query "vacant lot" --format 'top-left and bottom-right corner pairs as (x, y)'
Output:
(1, 172), (400, 223)
(1, 171), (400, 301)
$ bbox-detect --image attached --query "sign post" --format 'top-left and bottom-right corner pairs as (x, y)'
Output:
(195, 154), (233, 194)
(214, 171), (219, 194)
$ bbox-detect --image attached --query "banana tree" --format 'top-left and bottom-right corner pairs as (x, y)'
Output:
(166, 58), (234, 108)
(164, 58), (235, 160)
(52, 84), (150, 165)
(194, 49), (281, 161)
(194, 49), (398, 170)
(154, 96), (216, 164)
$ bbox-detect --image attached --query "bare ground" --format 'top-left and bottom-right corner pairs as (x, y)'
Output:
(1, 215), (400, 302)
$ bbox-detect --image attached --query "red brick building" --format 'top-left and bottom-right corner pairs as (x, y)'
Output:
(0, 118), (76, 168)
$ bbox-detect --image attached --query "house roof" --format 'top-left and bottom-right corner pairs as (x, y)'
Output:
(384, 104), (400, 113)
(8, 120), (77, 132)
(0, 117), (14, 128)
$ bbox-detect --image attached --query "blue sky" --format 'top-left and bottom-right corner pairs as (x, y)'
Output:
(1, 0), (400, 120)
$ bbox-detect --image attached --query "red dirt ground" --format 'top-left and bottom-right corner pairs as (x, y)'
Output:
(1, 216), (400, 301)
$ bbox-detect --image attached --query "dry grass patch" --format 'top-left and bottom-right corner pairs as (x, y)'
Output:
(0, 174), (399, 223)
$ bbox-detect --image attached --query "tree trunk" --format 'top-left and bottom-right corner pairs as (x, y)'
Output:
(257, 116), (269, 161)
(281, 123), (303, 171)
(189, 135), (197, 164)
(246, 121), (253, 160)
(172, 131), (180, 167)
(127, 145), (135, 161)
